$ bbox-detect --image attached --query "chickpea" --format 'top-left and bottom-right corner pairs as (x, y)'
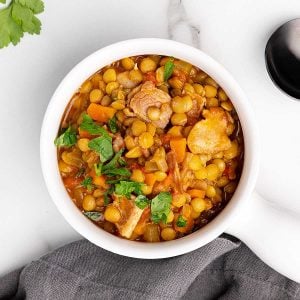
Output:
(147, 123), (156, 136)
(206, 186), (216, 198)
(183, 83), (195, 94)
(218, 89), (228, 101)
(188, 155), (202, 171)
(182, 204), (192, 218)
(58, 160), (73, 173)
(101, 95), (112, 106)
(138, 132), (154, 148)
(154, 171), (167, 182)
(194, 166), (207, 180)
(161, 227), (176, 241)
(206, 97), (219, 108)
(104, 205), (121, 223)
(82, 195), (96, 212)
(91, 74), (102, 88)
(131, 169), (145, 183)
(168, 126), (183, 137)
(147, 106), (160, 121)
(171, 95), (193, 113)
(77, 138), (90, 152)
(93, 189), (104, 198)
(206, 164), (220, 181)
(89, 89), (103, 103)
(125, 146), (142, 158)
(155, 66), (164, 83)
(169, 77), (184, 89)
(193, 83), (204, 95)
(106, 82), (119, 95)
(129, 69), (143, 83)
(140, 57), (157, 73)
(103, 68), (117, 83)
(204, 85), (217, 98)
(172, 194), (186, 207)
(191, 198), (206, 213)
(80, 80), (92, 93)
(217, 176), (230, 187)
(121, 57), (135, 70)
(131, 120), (147, 136)
(141, 185), (153, 195)
(166, 210), (174, 223)
(171, 113), (187, 126)
(221, 101), (233, 111)
(111, 100), (125, 110)
(205, 77), (218, 88)
(212, 159), (226, 172)
(224, 140), (239, 160)
(124, 136), (136, 150)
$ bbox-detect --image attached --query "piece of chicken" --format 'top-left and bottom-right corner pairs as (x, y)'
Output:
(187, 107), (231, 155)
(113, 196), (144, 239)
(129, 81), (172, 128)
(186, 94), (205, 126)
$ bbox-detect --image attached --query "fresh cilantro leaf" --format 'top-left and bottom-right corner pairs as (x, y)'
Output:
(108, 115), (118, 133)
(94, 163), (103, 176)
(15, 0), (44, 14)
(176, 215), (187, 227)
(118, 158), (127, 167)
(83, 211), (103, 222)
(135, 195), (149, 209)
(88, 136), (113, 163)
(115, 180), (143, 199)
(151, 192), (172, 224)
(12, 2), (41, 34)
(103, 167), (131, 177)
(80, 114), (110, 137)
(0, 0), (44, 49)
(102, 150), (123, 171)
(81, 176), (94, 192)
(54, 126), (77, 148)
(164, 59), (175, 81)
(0, 6), (23, 48)
(104, 186), (114, 206)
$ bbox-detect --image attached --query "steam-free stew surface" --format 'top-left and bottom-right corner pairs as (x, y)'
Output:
(55, 55), (243, 242)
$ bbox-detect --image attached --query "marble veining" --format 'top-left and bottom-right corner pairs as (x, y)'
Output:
(167, 0), (201, 48)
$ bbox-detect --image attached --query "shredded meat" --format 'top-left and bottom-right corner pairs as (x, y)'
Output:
(129, 81), (172, 128)
(187, 107), (231, 155)
(112, 133), (124, 152)
(113, 196), (144, 238)
(186, 94), (205, 126)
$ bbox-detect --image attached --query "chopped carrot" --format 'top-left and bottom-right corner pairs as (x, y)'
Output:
(78, 128), (92, 138)
(144, 173), (156, 187)
(134, 208), (150, 235)
(161, 172), (173, 187)
(187, 189), (206, 199)
(87, 103), (116, 123)
(63, 177), (82, 189)
(170, 138), (187, 163)
(143, 71), (157, 84)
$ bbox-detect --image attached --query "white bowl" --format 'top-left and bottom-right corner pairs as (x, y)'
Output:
(40, 38), (259, 259)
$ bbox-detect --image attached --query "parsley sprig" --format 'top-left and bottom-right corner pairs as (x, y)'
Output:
(0, 0), (44, 48)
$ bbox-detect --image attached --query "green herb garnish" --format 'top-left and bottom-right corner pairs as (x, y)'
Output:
(164, 59), (175, 81)
(81, 176), (94, 191)
(83, 211), (102, 221)
(88, 136), (113, 163)
(104, 185), (114, 206)
(54, 126), (77, 148)
(151, 192), (172, 224)
(114, 180), (144, 199)
(0, 0), (44, 49)
(103, 168), (131, 177)
(176, 215), (187, 227)
(108, 115), (118, 133)
(135, 195), (150, 209)
(102, 150), (123, 170)
(94, 162), (103, 176)
(80, 114), (110, 137)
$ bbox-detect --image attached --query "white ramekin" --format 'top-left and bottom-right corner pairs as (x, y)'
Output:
(40, 38), (259, 259)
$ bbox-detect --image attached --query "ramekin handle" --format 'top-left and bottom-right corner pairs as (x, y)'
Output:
(225, 191), (300, 283)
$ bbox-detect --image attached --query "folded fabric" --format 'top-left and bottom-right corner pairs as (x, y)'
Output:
(1, 234), (299, 300)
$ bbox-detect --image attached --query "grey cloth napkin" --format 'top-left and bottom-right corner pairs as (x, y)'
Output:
(1, 234), (299, 300)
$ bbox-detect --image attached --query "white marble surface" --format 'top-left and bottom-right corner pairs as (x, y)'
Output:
(0, 0), (300, 282)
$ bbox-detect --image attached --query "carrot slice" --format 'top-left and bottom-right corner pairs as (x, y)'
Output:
(87, 103), (116, 123)
(170, 138), (186, 163)
(93, 175), (108, 189)
(78, 128), (92, 138)
(144, 173), (156, 187)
